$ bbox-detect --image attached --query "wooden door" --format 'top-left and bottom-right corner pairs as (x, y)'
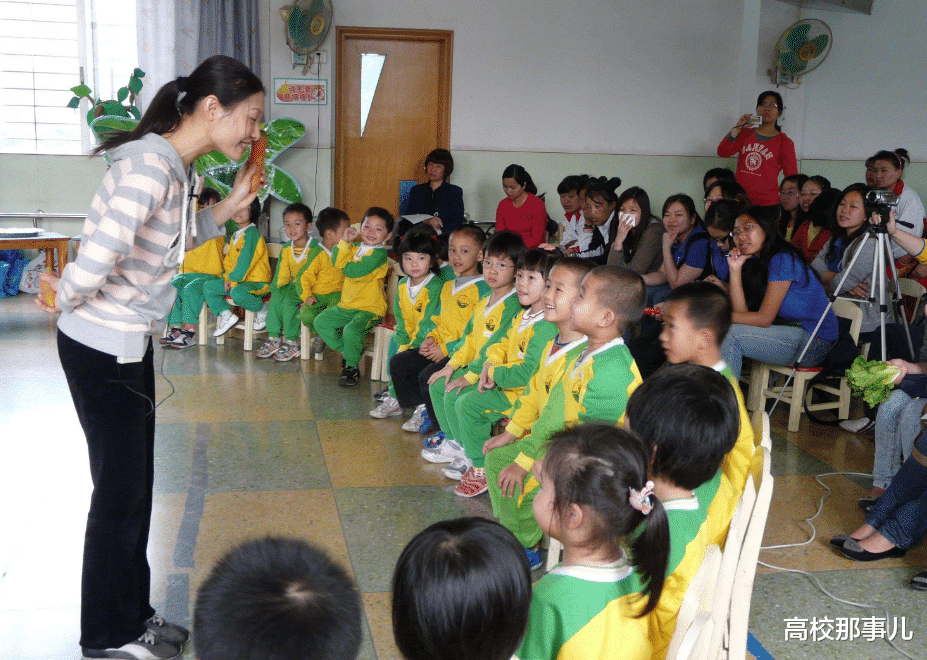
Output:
(335, 27), (453, 223)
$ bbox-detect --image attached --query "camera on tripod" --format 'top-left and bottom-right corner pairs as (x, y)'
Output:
(865, 189), (900, 226)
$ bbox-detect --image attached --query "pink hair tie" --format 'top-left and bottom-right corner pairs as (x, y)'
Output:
(629, 480), (656, 516)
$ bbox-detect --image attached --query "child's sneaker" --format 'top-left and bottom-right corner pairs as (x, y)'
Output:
(145, 615), (190, 646)
(373, 387), (390, 403)
(441, 456), (472, 480)
(338, 365), (361, 387)
(423, 430), (445, 449)
(159, 327), (182, 345)
(256, 338), (282, 358)
(253, 303), (268, 331)
(418, 408), (434, 435)
(213, 310), (239, 337)
(524, 545), (543, 571)
(168, 329), (196, 349)
(81, 630), (181, 660)
(370, 396), (402, 418)
(454, 466), (488, 497)
(421, 437), (464, 463)
(402, 404), (427, 432)
(274, 340), (301, 362)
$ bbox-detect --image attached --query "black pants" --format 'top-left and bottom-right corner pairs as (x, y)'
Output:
(389, 349), (448, 427)
(58, 330), (156, 649)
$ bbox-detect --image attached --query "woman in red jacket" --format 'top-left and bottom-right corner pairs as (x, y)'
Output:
(717, 91), (798, 209)
(495, 164), (548, 248)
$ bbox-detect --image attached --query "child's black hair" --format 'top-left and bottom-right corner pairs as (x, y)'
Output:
(541, 424), (669, 616)
(398, 225), (442, 276)
(586, 265), (646, 331)
(517, 247), (555, 279)
(392, 517), (532, 660)
(193, 537), (362, 660)
(502, 164), (538, 195)
(364, 206), (395, 233)
(198, 187), (222, 206)
(450, 223), (487, 247)
(664, 281), (733, 344)
(247, 198), (261, 225)
(483, 230), (527, 268)
(316, 207), (351, 237)
(626, 363), (740, 491)
(436, 232), (450, 262)
(550, 256), (595, 283)
(557, 175), (585, 195)
(283, 202), (313, 225)
(702, 167), (735, 190)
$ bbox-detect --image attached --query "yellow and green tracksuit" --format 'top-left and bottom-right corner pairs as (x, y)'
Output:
(314, 241), (389, 368)
(387, 272), (445, 396)
(167, 234), (225, 325)
(487, 337), (642, 549)
(265, 239), (314, 341)
(515, 561), (651, 660)
(449, 310), (558, 467)
(420, 275), (492, 357)
(203, 224), (271, 314)
(717, 361), (756, 494)
(427, 289), (522, 441)
(297, 242), (344, 334)
(484, 335), (587, 546)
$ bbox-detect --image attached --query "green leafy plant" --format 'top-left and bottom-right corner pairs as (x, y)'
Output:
(845, 356), (901, 407)
(67, 68), (146, 128)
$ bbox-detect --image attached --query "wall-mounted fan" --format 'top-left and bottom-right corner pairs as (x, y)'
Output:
(768, 18), (832, 87)
(280, 0), (334, 75)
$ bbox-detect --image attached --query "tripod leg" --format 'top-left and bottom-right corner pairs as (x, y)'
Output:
(885, 234), (916, 360)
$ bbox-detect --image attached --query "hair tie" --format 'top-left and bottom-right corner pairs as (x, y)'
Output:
(629, 480), (655, 516)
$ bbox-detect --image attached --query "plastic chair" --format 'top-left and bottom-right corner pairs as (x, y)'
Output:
(216, 242), (282, 351)
(751, 409), (772, 451)
(546, 537), (563, 572)
(367, 265), (401, 382)
(897, 277), (926, 324)
(748, 298), (863, 432)
(666, 544), (722, 660)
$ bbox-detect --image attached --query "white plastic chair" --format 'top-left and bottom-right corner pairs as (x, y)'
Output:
(215, 242), (282, 351)
(666, 544), (722, 660)
(751, 409), (772, 452)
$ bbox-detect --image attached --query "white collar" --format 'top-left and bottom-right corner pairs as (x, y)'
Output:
(232, 223), (253, 242)
(484, 287), (517, 314)
(662, 494), (700, 511)
(547, 335), (587, 365)
(406, 272), (435, 302)
(574, 336), (625, 370)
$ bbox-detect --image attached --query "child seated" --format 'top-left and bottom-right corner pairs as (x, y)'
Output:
(392, 517), (532, 660)
(162, 187), (224, 348)
(486, 265), (646, 568)
(425, 230), (526, 467)
(297, 207), (350, 356)
(391, 224), (490, 434)
(423, 249), (557, 493)
(624, 364), (741, 659)
(315, 207), (393, 387)
(256, 203), (314, 361)
(369, 227), (445, 418)
(556, 175), (590, 255)
(193, 536), (362, 660)
(660, 281), (755, 492)
(205, 199), (272, 338)
(517, 424), (670, 660)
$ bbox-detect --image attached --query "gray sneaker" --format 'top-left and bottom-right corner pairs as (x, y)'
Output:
(441, 456), (472, 480)
(82, 630), (181, 660)
(421, 437), (465, 464)
(145, 615), (190, 646)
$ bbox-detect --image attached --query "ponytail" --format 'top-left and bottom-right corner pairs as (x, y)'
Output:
(93, 55), (263, 156)
(502, 164), (538, 195)
(629, 497), (669, 615)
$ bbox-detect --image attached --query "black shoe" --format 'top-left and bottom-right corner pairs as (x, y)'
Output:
(910, 571), (927, 591)
(338, 366), (360, 387)
(841, 538), (906, 562)
(858, 496), (880, 512)
(829, 534), (850, 549)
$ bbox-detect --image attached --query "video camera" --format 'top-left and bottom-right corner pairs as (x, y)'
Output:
(865, 188), (900, 227)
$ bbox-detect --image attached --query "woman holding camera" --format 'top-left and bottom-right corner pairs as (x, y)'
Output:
(866, 149), (924, 258)
(717, 91), (798, 209)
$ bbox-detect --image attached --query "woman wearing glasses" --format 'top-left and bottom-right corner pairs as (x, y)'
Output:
(717, 91), (799, 209)
(790, 176), (834, 263)
(720, 206), (838, 378)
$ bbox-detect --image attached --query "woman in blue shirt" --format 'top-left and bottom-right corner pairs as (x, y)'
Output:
(721, 206), (838, 377)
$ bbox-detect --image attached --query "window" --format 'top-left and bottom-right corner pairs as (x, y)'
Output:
(0, 0), (137, 155)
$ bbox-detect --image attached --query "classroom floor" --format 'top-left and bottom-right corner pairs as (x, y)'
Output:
(0, 292), (925, 660)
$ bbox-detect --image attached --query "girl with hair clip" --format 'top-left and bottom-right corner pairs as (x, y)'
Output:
(517, 424), (669, 660)
(35, 56), (264, 660)
(607, 186), (664, 274)
(642, 194), (710, 303)
(717, 90), (798, 208)
(496, 164), (549, 249)
(721, 206), (838, 378)
(868, 148), (925, 262)
(776, 173), (809, 241)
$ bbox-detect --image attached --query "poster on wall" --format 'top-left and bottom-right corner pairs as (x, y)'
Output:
(273, 78), (328, 105)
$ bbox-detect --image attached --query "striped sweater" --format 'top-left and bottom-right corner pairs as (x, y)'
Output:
(57, 133), (223, 358)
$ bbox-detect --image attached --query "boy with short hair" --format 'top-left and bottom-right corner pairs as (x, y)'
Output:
(485, 264), (645, 568)
(193, 536), (362, 660)
(556, 175), (589, 255)
(315, 207), (393, 386)
(298, 208), (350, 356)
(256, 203), (315, 361)
(625, 364), (741, 660)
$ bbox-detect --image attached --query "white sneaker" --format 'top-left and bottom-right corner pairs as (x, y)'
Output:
(839, 417), (876, 434)
(253, 303), (268, 330)
(256, 338), (282, 358)
(213, 310), (239, 337)
(421, 437), (465, 464)
(402, 404), (427, 432)
(441, 456), (472, 480)
(370, 396), (402, 418)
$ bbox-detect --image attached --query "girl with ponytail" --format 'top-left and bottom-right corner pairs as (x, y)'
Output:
(518, 424), (670, 660)
(35, 55), (264, 660)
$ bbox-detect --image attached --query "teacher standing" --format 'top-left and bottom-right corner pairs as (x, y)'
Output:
(717, 91), (798, 209)
(36, 56), (264, 660)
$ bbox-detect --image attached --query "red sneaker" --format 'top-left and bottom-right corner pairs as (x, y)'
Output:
(454, 467), (488, 497)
